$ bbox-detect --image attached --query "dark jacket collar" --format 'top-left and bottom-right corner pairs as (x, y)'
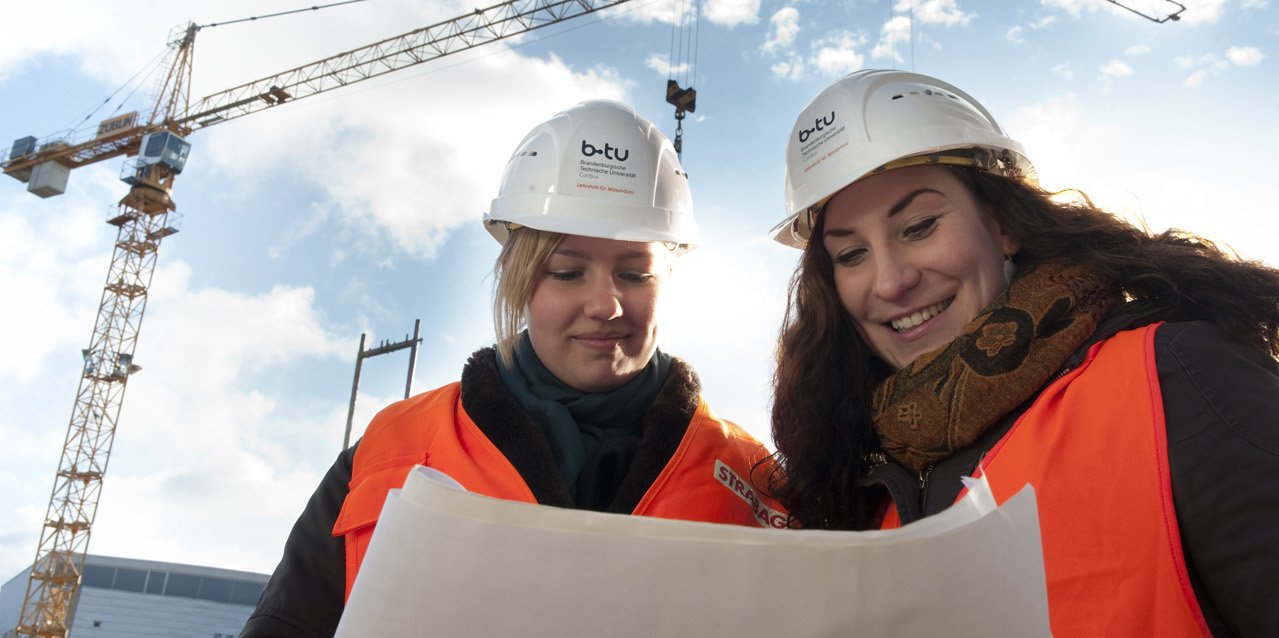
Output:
(459, 347), (701, 513)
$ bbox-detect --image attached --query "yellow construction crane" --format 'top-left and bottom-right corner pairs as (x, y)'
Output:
(2, 1), (632, 635)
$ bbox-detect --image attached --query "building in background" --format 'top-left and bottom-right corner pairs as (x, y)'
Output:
(0, 555), (267, 638)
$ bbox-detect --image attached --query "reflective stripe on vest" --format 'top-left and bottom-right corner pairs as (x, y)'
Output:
(331, 381), (783, 601)
(882, 325), (1209, 636)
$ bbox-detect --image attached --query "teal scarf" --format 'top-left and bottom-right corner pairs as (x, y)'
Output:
(497, 331), (671, 503)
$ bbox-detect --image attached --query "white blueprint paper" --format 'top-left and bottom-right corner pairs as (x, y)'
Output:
(336, 465), (1050, 637)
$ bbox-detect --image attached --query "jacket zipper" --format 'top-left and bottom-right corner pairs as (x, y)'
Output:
(909, 367), (1076, 522)
(917, 462), (936, 516)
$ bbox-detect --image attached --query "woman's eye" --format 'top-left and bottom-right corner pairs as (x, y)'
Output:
(904, 217), (937, 239)
(619, 271), (655, 284)
(834, 248), (867, 266)
(547, 270), (581, 282)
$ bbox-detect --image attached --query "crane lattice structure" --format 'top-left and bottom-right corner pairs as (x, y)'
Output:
(2, 1), (630, 635)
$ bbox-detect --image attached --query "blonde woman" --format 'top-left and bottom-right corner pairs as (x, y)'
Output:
(243, 101), (781, 637)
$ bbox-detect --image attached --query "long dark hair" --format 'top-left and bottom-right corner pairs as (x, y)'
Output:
(767, 166), (1279, 530)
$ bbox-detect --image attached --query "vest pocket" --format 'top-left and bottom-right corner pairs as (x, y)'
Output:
(331, 463), (417, 537)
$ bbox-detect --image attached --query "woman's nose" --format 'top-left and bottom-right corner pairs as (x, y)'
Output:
(583, 277), (624, 320)
(871, 250), (921, 301)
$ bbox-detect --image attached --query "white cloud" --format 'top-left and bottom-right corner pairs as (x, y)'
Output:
(770, 59), (806, 80)
(646, 53), (690, 76)
(1226, 46), (1265, 66)
(1044, 0), (1211, 23)
(1173, 52), (1233, 86)
(1125, 44), (1152, 56)
(1242, 0), (1268, 8)
(704, 0), (761, 26)
(1100, 60), (1134, 78)
(1184, 69), (1208, 87)
(1092, 0), (1221, 24)
(1039, 0), (1090, 18)
(195, 51), (626, 260)
(1177, 0), (1226, 24)
(0, 2), (133, 84)
(144, 270), (347, 386)
(1173, 54), (1202, 70)
(763, 7), (801, 53)
(0, 185), (110, 382)
(1051, 63), (1074, 79)
(816, 33), (868, 76)
(608, 0), (693, 25)
(894, 0), (973, 26)
(1007, 90), (1279, 269)
(0, 1), (517, 92)
(1031, 15), (1059, 29)
(769, 27), (869, 81)
(872, 16), (913, 61)
(1005, 93), (1136, 214)
(1006, 25), (1026, 45)
(874, 0), (968, 61)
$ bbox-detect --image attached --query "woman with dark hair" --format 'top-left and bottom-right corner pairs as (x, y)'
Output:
(767, 69), (1279, 636)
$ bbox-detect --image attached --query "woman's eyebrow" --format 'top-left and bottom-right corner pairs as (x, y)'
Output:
(823, 187), (946, 239)
(888, 188), (944, 217)
(551, 249), (653, 261)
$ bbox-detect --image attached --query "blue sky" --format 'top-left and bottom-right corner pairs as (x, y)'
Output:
(1, 0), (1274, 578)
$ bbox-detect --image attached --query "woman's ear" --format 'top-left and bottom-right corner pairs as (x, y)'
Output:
(999, 231), (1020, 258)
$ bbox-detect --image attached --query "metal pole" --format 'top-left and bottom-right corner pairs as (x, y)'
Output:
(342, 333), (366, 450)
(404, 318), (421, 399)
(341, 321), (422, 450)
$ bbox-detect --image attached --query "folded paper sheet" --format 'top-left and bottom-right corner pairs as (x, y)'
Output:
(336, 466), (1049, 637)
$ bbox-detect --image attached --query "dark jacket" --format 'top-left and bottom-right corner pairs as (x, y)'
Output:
(240, 349), (723, 638)
(865, 321), (1279, 637)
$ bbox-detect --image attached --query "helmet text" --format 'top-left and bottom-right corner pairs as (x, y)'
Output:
(580, 140), (630, 162)
(797, 111), (836, 143)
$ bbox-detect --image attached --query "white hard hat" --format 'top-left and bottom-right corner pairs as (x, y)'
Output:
(485, 100), (698, 252)
(773, 69), (1036, 248)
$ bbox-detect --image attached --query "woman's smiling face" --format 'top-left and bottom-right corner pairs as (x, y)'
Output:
(821, 165), (1017, 369)
(525, 234), (668, 392)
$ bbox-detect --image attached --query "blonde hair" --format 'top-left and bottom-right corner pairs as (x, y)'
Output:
(492, 228), (565, 367)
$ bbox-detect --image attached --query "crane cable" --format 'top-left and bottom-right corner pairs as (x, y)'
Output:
(885, 0), (915, 72)
(665, 0), (698, 159)
(668, 0), (699, 90)
(49, 48), (168, 141)
(198, 0), (370, 30)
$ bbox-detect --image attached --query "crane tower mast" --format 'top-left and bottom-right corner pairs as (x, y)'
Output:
(4, 1), (631, 635)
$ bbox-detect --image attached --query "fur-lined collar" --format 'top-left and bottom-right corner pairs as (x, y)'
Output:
(459, 347), (701, 513)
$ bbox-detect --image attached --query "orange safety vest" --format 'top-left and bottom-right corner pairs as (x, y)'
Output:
(881, 325), (1209, 636)
(331, 381), (784, 600)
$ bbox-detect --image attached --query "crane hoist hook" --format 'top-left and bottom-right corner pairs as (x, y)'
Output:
(665, 79), (696, 159)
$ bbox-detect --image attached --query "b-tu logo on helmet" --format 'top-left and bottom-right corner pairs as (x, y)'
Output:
(797, 111), (836, 143)
(581, 140), (630, 162)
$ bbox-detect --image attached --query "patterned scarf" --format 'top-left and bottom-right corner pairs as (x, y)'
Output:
(872, 263), (1115, 471)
